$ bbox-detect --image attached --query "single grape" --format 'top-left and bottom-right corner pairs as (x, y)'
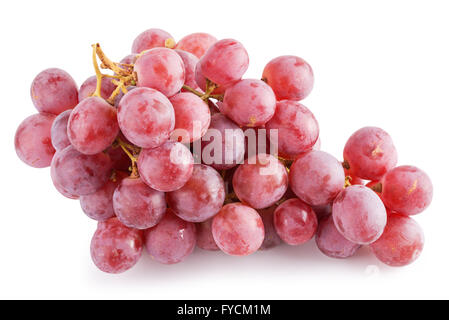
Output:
(68, 97), (119, 155)
(15, 113), (56, 168)
(198, 39), (249, 85)
(30, 68), (78, 115)
(175, 33), (218, 58)
(51, 109), (72, 151)
(370, 213), (424, 267)
(175, 49), (201, 91)
(265, 100), (319, 159)
(167, 164), (225, 222)
(315, 215), (361, 259)
(51, 145), (112, 196)
(343, 127), (398, 180)
(78, 76), (116, 101)
(233, 154), (288, 209)
(118, 87), (175, 148)
(144, 209), (196, 264)
(273, 198), (318, 245)
(333, 185), (387, 245)
(134, 48), (185, 97)
(289, 150), (345, 206)
(196, 218), (219, 251)
(222, 79), (276, 127)
(381, 165), (433, 215)
(212, 203), (264, 256)
(201, 113), (245, 170)
(131, 28), (174, 53)
(262, 55), (314, 101)
(51, 171), (79, 200)
(90, 217), (143, 274)
(257, 205), (283, 250)
(138, 141), (194, 192)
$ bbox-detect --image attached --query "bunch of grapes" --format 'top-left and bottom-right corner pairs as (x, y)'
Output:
(14, 28), (433, 274)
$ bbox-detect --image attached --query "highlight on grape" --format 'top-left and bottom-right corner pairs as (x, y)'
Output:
(14, 28), (433, 274)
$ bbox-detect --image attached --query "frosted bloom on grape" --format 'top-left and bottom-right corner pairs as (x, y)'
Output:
(222, 79), (276, 127)
(257, 206), (283, 250)
(381, 166), (433, 215)
(175, 49), (201, 91)
(134, 48), (185, 97)
(15, 113), (56, 168)
(212, 203), (264, 256)
(196, 219), (219, 251)
(289, 150), (345, 206)
(78, 76), (116, 101)
(266, 100), (319, 159)
(332, 185), (387, 245)
(131, 28), (174, 53)
(51, 109), (72, 151)
(175, 33), (218, 58)
(198, 39), (249, 85)
(31, 68), (78, 115)
(370, 213), (424, 267)
(262, 55), (314, 101)
(233, 154), (288, 209)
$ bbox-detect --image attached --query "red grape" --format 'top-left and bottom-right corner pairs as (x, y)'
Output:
(196, 219), (219, 251)
(51, 172), (79, 200)
(175, 33), (218, 58)
(332, 185), (387, 245)
(144, 209), (196, 264)
(78, 76), (116, 101)
(257, 206), (283, 250)
(51, 109), (72, 151)
(212, 203), (264, 256)
(30, 68), (78, 115)
(262, 55), (314, 101)
(175, 49), (201, 91)
(15, 113), (56, 168)
(131, 28), (174, 54)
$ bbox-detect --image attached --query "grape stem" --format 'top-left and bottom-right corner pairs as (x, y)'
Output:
(370, 182), (383, 193)
(91, 44), (103, 98)
(344, 176), (352, 188)
(342, 160), (350, 170)
(94, 43), (130, 77)
(117, 137), (141, 178)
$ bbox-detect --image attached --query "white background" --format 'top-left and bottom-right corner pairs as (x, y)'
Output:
(1, 0), (448, 299)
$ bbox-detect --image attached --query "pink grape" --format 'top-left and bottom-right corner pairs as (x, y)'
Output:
(138, 141), (194, 192)
(212, 203), (264, 256)
(51, 109), (72, 151)
(289, 150), (345, 206)
(381, 165), (433, 215)
(50, 145), (112, 196)
(195, 63), (235, 95)
(315, 215), (361, 259)
(198, 39), (249, 85)
(144, 209), (196, 264)
(262, 55), (314, 101)
(201, 113), (245, 170)
(90, 217), (143, 274)
(343, 127), (398, 180)
(222, 79), (276, 127)
(265, 100), (319, 159)
(113, 177), (166, 229)
(273, 198), (318, 245)
(78, 76), (116, 101)
(169, 92), (211, 143)
(51, 175), (79, 200)
(196, 219), (219, 251)
(257, 206), (283, 250)
(30, 68), (78, 115)
(233, 154), (288, 209)
(68, 97), (119, 155)
(167, 164), (225, 223)
(175, 33), (218, 58)
(15, 113), (56, 168)
(370, 213), (424, 267)
(134, 48), (185, 97)
(332, 185), (387, 245)
(131, 28), (174, 53)
(175, 49), (201, 91)
(117, 87), (175, 148)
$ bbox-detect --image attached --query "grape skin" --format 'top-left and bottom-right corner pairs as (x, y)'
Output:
(381, 165), (433, 215)
(113, 86), (136, 107)
(175, 33), (218, 58)
(222, 79), (276, 127)
(68, 97), (119, 155)
(51, 109), (72, 151)
(30, 68), (79, 115)
(262, 55), (314, 101)
(233, 154), (288, 209)
(175, 49), (201, 91)
(138, 141), (194, 192)
(289, 150), (345, 206)
(78, 76), (116, 101)
(196, 219), (220, 251)
(134, 48), (185, 97)
(343, 127), (398, 180)
(131, 28), (174, 54)
(257, 205), (283, 250)
(167, 164), (225, 223)
(118, 87), (175, 149)
(273, 198), (318, 245)
(144, 209), (196, 264)
(332, 185), (387, 245)
(90, 218), (143, 274)
(265, 100), (319, 159)
(15, 113), (56, 168)
(212, 203), (264, 256)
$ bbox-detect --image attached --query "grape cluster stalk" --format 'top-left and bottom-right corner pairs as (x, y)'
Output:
(14, 28), (433, 273)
